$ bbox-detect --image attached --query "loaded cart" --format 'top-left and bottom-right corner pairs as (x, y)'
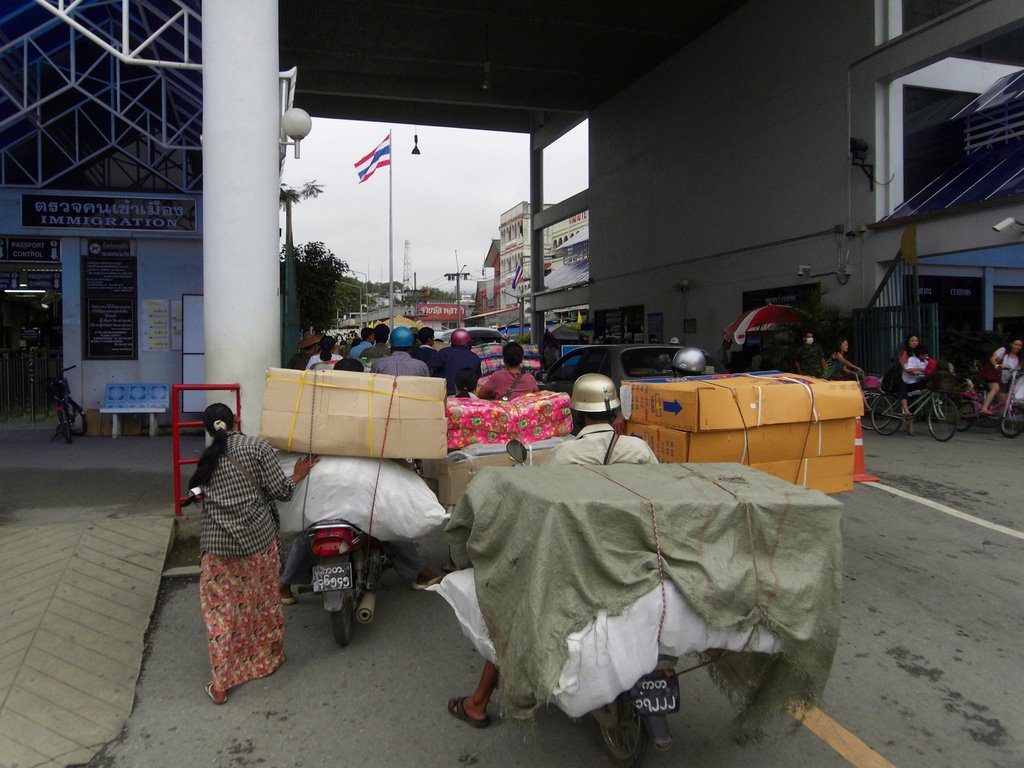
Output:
(431, 461), (844, 766)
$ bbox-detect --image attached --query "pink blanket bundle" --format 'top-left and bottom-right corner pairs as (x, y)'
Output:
(446, 390), (572, 450)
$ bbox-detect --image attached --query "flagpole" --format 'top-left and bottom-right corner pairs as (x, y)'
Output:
(388, 130), (395, 330)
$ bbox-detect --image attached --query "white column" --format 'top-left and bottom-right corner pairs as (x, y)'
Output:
(202, 1), (280, 432)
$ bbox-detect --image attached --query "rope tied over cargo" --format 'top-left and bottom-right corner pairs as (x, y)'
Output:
(581, 467), (668, 645)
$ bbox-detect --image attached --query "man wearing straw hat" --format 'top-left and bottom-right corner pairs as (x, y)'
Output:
(286, 333), (321, 370)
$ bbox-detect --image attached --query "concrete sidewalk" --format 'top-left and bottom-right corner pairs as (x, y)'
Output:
(0, 423), (201, 768)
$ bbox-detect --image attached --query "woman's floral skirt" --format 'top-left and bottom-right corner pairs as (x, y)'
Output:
(200, 541), (285, 691)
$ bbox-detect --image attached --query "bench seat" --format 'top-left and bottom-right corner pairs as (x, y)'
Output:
(101, 383), (169, 438)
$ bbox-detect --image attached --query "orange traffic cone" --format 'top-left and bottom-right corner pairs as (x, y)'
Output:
(853, 416), (879, 483)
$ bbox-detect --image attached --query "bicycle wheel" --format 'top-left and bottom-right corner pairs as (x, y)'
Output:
(68, 400), (88, 436)
(861, 391), (881, 431)
(871, 394), (901, 435)
(927, 393), (958, 442)
(1000, 402), (1024, 438)
(59, 410), (73, 444)
(956, 399), (977, 432)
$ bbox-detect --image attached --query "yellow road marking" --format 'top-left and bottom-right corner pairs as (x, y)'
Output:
(791, 705), (897, 768)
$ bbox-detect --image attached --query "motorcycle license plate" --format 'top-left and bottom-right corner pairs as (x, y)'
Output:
(629, 671), (680, 715)
(312, 562), (353, 593)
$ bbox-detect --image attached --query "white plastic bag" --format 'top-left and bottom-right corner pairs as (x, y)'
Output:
(276, 453), (448, 539)
(430, 568), (779, 717)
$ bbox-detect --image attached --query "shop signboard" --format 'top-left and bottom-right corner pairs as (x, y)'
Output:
(417, 302), (464, 321)
(0, 237), (61, 262)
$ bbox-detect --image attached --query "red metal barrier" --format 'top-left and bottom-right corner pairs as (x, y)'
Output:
(172, 384), (241, 516)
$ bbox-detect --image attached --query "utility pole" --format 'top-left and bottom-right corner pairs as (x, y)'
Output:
(445, 265), (471, 325)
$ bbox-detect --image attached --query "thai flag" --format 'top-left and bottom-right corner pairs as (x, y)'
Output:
(354, 135), (391, 184)
(511, 262), (524, 290)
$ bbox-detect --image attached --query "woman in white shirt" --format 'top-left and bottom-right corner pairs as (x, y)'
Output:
(305, 336), (342, 371)
(981, 338), (1023, 415)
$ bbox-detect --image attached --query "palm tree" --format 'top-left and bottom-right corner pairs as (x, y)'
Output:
(280, 181), (324, 364)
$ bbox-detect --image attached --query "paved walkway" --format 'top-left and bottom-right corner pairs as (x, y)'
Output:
(0, 422), (200, 768)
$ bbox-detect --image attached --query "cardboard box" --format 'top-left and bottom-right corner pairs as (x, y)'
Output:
(751, 454), (854, 494)
(85, 408), (112, 436)
(435, 445), (554, 505)
(624, 375), (862, 432)
(260, 368), (447, 458)
(626, 423), (690, 462)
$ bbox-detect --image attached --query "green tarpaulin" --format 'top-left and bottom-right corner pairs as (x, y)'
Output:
(446, 462), (843, 736)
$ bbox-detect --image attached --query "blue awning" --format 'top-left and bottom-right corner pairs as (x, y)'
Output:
(884, 139), (1024, 220)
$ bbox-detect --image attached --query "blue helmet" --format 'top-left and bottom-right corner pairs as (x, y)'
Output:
(390, 326), (415, 349)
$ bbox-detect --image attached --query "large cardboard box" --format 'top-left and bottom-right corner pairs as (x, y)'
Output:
(624, 375), (862, 432)
(751, 454), (854, 494)
(260, 368), (447, 458)
(433, 445), (555, 505)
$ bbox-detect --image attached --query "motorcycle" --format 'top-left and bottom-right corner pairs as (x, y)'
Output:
(302, 517), (392, 646)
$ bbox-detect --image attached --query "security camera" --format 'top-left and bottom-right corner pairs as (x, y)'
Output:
(797, 265), (811, 277)
(993, 217), (1019, 232)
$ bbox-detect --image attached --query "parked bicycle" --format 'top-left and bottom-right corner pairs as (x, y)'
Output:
(43, 365), (87, 443)
(856, 372), (883, 432)
(870, 373), (958, 442)
(955, 377), (985, 432)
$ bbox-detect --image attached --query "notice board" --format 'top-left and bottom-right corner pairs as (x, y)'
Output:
(82, 243), (137, 359)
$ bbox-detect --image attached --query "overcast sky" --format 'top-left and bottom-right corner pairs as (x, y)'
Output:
(279, 118), (588, 295)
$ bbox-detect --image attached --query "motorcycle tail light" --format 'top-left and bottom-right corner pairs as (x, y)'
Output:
(310, 527), (357, 557)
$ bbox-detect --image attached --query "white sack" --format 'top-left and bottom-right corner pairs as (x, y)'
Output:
(276, 453), (448, 539)
(430, 568), (779, 718)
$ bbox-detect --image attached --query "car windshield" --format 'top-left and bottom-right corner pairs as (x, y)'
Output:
(620, 347), (680, 378)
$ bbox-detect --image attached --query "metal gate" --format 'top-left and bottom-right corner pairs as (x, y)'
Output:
(853, 225), (939, 375)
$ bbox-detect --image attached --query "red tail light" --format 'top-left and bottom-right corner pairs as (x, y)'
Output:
(310, 527), (358, 557)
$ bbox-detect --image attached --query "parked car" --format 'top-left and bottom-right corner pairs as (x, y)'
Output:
(436, 327), (506, 346)
(538, 344), (713, 394)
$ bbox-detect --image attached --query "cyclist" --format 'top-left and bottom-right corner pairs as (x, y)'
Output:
(901, 345), (930, 435)
(980, 338), (1023, 415)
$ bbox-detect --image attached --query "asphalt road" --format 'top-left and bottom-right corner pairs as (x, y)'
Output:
(89, 424), (1023, 768)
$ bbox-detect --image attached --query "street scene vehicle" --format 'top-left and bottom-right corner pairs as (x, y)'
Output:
(436, 442), (841, 767)
(998, 369), (1024, 438)
(539, 344), (711, 393)
(43, 365), (87, 443)
(436, 327), (506, 346)
(303, 518), (389, 646)
(869, 383), (959, 441)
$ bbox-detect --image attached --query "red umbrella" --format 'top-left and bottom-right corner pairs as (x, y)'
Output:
(723, 305), (801, 345)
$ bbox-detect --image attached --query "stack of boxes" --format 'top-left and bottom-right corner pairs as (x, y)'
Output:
(622, 373), (863, 493)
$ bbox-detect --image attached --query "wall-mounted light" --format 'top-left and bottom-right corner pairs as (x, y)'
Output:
(850, 137), (875, 191)
(992, 216), (1024, 233)
(280, 107), (312, 159)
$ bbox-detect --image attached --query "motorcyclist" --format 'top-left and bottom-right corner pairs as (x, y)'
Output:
(447, 373), (655, 728)
(430, 328), (483, 396)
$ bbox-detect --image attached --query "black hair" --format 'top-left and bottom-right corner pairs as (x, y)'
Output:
(502, 341), (524, 367)
(417, 326), (434, 344)
(454, 367), (479, 396)
(318, 335), (336, 362)
(374, 324), (390, 344)
(187, 403), (235, 487)
(360, 327), (374, 341)
(574, 408), (615, 423)
(334, 358), (364, 372)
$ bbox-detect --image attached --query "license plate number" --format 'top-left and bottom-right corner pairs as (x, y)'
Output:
(312, 562), (353, 592)
(629, 671), (680, 715)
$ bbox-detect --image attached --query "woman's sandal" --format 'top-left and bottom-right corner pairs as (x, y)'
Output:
(205, 682), (227, 705)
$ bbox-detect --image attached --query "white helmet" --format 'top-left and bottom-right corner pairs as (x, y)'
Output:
(570, 373), (620, 414)
(672, 347), (706, 374)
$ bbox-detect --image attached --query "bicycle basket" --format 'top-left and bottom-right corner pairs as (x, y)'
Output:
(43, 377), (68, 400)
(926, 370), (956, 394)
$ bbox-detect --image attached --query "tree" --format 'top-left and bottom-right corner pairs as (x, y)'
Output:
(281, 241), (349, 332)
(280, 181), (325, 360)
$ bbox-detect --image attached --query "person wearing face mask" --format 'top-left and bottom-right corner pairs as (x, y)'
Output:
(795, 330), (827, 377)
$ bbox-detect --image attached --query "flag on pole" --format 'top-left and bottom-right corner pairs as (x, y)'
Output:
(511, 261), (524, 290)
(354, 135), (391, 184)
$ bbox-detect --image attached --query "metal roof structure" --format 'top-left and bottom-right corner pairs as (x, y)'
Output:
(1, 0), (203, 192)
(1, 0), (747, 193)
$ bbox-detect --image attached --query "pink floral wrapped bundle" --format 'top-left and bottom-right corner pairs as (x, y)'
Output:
(446, 398), (514, 450)
(509, 391), (572, 442)
(445, 391), (572, 449)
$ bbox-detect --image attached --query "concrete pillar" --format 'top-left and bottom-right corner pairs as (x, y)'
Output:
(202, 1), (280, 432)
